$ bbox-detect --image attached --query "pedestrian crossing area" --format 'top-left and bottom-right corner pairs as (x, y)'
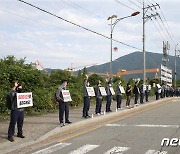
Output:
(31, 142), (168, 154)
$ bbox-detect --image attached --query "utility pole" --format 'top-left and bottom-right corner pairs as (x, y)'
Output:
(142, 0), (159, 84)
(174, 44), (178, 89)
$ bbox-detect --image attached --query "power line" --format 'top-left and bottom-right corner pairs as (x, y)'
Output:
(115, 0), (137, 11)
(151, 18), (166, 41)
(61, 0), (107, 25)
(0, 8), (67, 31)
(128, 0), (142, 9)
(17, 0), (142, 51)
(158, 15), (176, 46)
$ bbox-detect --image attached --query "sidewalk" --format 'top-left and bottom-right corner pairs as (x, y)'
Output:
(0, 96), (159, 153)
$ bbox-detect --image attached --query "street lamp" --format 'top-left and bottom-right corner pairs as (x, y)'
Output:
(107, 11), (140, 82)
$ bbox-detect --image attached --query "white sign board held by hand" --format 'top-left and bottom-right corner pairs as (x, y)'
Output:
(62, 90), (72, 102)
(119, 86), (125, 94)
(86, 87), (95, 97)
(17, 92), (33, 108)
(110, 87), (115, 95)
(99, 87), (107, 96)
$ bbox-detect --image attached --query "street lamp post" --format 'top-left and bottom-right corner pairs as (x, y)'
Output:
(107, 11), (140, 82)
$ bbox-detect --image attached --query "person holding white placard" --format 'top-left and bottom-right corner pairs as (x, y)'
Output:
(82, 77), (91, 118)
(56, 80), (71, 127)
(126, 83), (132, 108)
(133, 81), (140, 107)
(145, 85), (150, 102)
(7, 82), (25, 142)
(95, 81), (103, 115)
(106, 81), (112, 112)
(140, 84), (145, 104)
(116, 81), (123, 110)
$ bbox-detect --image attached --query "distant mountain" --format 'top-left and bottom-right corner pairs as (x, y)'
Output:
(82, 51), (180, 80)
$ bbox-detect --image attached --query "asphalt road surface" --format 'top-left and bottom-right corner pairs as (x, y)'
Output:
(30, 99), (180, 154)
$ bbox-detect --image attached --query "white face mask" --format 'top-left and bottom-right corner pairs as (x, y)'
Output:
(109, 84), (112, 87)
(87, 82), (90, 86)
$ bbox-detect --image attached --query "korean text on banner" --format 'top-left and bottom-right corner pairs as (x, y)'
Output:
(110, 87), (115, 95)
(119, 86), (125, 94)
(99, 87), (107, 96)
(62, 90), (72, 102)
(17, 92), (33, 108)
(86, 87), (95, 96)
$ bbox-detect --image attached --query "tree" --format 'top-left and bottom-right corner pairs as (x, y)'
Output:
(88, 74), (105, 87)
(82, 67), (88, 79)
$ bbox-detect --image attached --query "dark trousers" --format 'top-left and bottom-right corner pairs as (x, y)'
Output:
(95, 98), (102, 114)
(8, 110), (24, 137)
(155, 92), (159, 100)
(134, 94), (138, 104)
(106, 95), (112, 112)
(126, 95), (131, 106)
(59, 102), (69, 123)
(83, 96), (90, 117)
(140, 93), (144, 104)
(117, 95), (122, 108)
(145, 91), (149, 102)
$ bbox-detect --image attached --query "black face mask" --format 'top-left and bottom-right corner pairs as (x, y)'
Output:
(17, 89), (22, 93)
(16, 87), (22, 93)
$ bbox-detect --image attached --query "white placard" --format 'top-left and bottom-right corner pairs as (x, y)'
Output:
(148, 85), (151, 90)
(99, 87), (107, 96)
(110, 87), (115, 95)
(119, 86), (125, 94)
(143, 85), (147, 91)
(62, 90), (72, 102)
(157, 84), (161, 89)
(17, 92), (33, 108)
(86, 87), (95, 97)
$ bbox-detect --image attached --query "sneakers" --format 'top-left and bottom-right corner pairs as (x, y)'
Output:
(60, 123), (65, 127)
(17, 134), (25, 138)
(96, 113), (101, 116)
(65, 121), (72, 124)
(8, 136), (14, 142)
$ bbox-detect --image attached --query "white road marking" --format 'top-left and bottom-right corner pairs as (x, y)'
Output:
(104, 146), (130, 154)
(31, 142), (71, 154)
(69, 144), (99, 154)
(145, 150), (168, 154)
(106, 124), (179, 128)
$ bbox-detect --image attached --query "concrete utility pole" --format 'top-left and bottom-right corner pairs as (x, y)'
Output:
(142, 0), (159, 84)
(174, 44), (178, 89)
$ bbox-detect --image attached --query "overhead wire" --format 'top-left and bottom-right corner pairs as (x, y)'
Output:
(128, 0), (142, 9)
(60, 0), (107, 25)
(151, 18), (166, 41)
(115, 0), (137, 11)
(17, 0), (142, 51)
(0, 8), (67, 31)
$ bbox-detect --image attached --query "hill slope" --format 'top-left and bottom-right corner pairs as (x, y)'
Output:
(85, 51), (180, 80)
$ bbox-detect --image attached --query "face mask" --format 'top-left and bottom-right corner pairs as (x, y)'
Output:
(16, 88), (22, 93)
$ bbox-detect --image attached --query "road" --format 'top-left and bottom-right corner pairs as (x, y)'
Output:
(23, 99), (180, 154)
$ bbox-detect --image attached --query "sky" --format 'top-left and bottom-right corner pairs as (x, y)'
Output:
(0, 0), (179, 70)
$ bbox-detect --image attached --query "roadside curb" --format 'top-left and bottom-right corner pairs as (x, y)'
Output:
(36, 97), (178, 142)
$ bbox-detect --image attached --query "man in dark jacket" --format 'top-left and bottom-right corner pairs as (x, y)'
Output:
(7, 81), (25, 142)
(116, 81), (123, 110)
(82, 76), (91, 118)
(95, 80), (103, 115)
(133, 81), (140, 107)
(56, 80), (71, 127)
(106, 81), (112, 112)
(126, 83), (132, 108)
